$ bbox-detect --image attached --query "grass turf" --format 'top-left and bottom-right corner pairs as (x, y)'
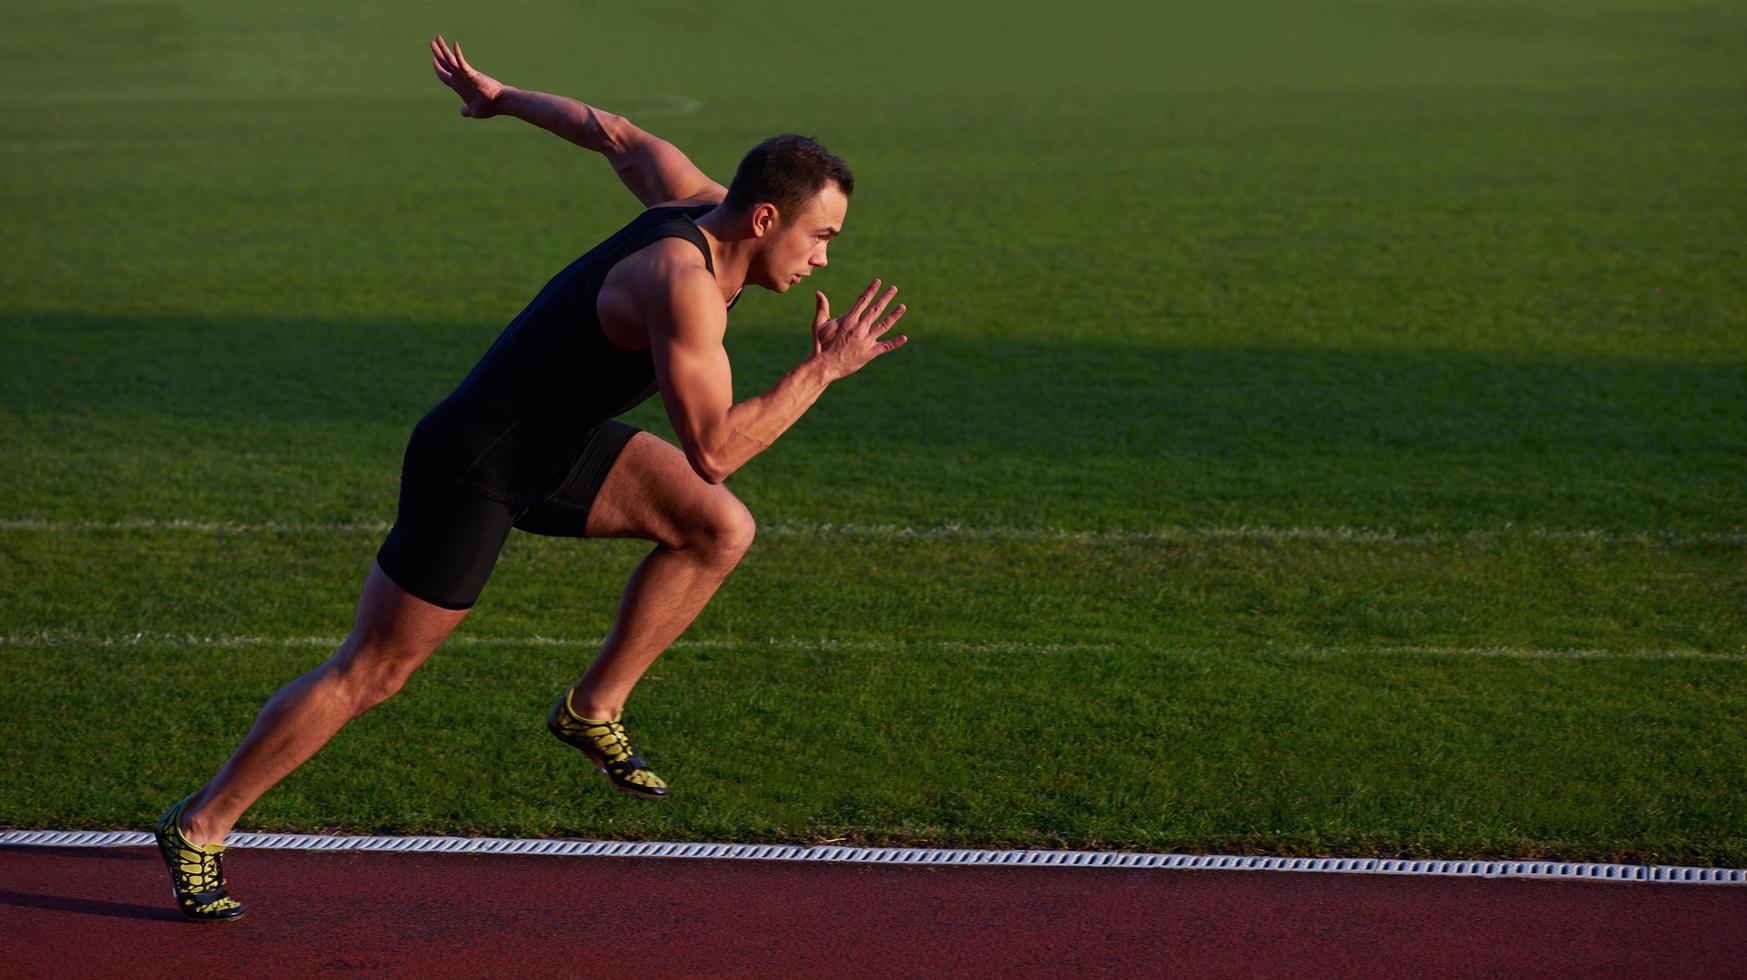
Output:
(2, 0), (1744, 863)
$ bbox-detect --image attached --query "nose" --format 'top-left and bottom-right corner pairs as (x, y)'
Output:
(812, 245), (828, 268)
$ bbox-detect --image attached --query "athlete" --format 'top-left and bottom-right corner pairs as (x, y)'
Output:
(153, 36), (909, 921)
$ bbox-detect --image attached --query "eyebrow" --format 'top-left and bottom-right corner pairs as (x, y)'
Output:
(818, 226), (841, 238)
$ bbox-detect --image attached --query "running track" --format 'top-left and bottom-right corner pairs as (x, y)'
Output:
(5, 846), (1746, 978)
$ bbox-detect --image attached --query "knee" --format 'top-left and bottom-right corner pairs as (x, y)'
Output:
(689, 495), (756, 565)
(356, 668), (412, 712)
(332, 643), (427, 712)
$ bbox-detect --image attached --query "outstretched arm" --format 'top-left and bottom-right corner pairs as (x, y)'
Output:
(430, 36), (725, 208)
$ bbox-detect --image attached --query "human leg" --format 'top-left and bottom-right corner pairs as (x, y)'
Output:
(178, 561), (469, 845)
(522, 431), (756, 719)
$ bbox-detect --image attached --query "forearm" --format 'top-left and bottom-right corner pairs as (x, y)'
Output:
(693, 358), (836, 483)
(493, 87), (709, 207)
(495, 86), (633, 154)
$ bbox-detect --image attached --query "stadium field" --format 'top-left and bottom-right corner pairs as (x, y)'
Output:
(2, 0), (1743, 865)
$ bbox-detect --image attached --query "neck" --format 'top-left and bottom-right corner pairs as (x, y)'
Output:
(693, 206), (755, 302)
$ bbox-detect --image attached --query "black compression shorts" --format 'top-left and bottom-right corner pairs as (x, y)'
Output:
(375, 419), (641, 610)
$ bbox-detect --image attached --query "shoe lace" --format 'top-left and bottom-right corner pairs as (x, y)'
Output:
(588, 719), (637, 764)
(175, 844), (223, 893)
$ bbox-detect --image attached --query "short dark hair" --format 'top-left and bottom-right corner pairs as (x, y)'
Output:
(722, 134), (854, 223)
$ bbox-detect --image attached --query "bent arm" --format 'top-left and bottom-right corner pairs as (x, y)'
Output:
(650, 268), (832, 484)
(495, 89), (727, 207)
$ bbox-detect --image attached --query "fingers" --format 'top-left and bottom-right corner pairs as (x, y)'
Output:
(860, 285), (899, 328)
(433, 35), (473, 79)
(871, 303), (907, 338)
(826, 279), (910, 368)
(432, 37), (462, 85)
(846, 279), (881, 322)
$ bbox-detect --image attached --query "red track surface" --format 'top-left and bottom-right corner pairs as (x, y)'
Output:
(5, 846), (1746, 978)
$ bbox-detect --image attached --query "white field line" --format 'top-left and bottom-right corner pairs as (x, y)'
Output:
(643, 94), (704, 117)
(1, 830), (1741, 885)
(0, 632), (1113, 657)
(1, 517), (1743, 547)
(0, 631), (1740, 662)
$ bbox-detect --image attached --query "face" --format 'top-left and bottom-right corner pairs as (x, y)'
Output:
(750, 183), (849, 293)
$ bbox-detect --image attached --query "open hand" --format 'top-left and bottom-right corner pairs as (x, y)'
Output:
(430, 35), (505, 118)
(811, 279), (908, 381)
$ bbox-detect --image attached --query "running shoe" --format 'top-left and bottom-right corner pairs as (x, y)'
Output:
(547, 693), (669, 799)
(153, 796), (245, 922)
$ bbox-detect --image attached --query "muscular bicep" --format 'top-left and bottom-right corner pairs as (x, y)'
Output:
(647, 270), (734, 480)
(613, 123), (727, 208)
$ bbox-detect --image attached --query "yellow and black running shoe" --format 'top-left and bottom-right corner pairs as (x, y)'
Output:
(547, 692), (669, 799)
(153, 796), (245, 922)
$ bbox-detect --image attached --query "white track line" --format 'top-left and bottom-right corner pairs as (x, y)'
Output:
(1, 517), (1743, 546)
(0, 830), (1739, 885)
(0, 632), (1739, 661)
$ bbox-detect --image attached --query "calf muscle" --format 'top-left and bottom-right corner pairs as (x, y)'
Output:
(179, 563), (467, 845)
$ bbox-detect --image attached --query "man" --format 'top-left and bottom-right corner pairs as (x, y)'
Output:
(153, 35), (909, 921)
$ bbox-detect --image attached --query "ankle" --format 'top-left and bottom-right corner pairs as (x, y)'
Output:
(180, 801), (227, 847)
(567, 687), (622, 722)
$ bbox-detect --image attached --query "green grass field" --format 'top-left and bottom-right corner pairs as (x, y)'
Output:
(3, 0), (1744, 864)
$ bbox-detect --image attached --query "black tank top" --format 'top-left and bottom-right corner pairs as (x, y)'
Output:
(409, 203), (718, 504)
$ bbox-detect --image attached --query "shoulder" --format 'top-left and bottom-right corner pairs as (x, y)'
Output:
(622, 240), (720, 339)
(620, 235), (712, 302)
(631, 233), (710, 273)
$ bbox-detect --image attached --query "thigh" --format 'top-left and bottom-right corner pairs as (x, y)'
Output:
(575, 431), (751, 547)
(376, 464), (517, 610)
(514, 420), (641, 539)
(344, 559), (472, 661)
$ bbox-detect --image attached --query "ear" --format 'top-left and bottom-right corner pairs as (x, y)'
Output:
(750, 202), (780, 238)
